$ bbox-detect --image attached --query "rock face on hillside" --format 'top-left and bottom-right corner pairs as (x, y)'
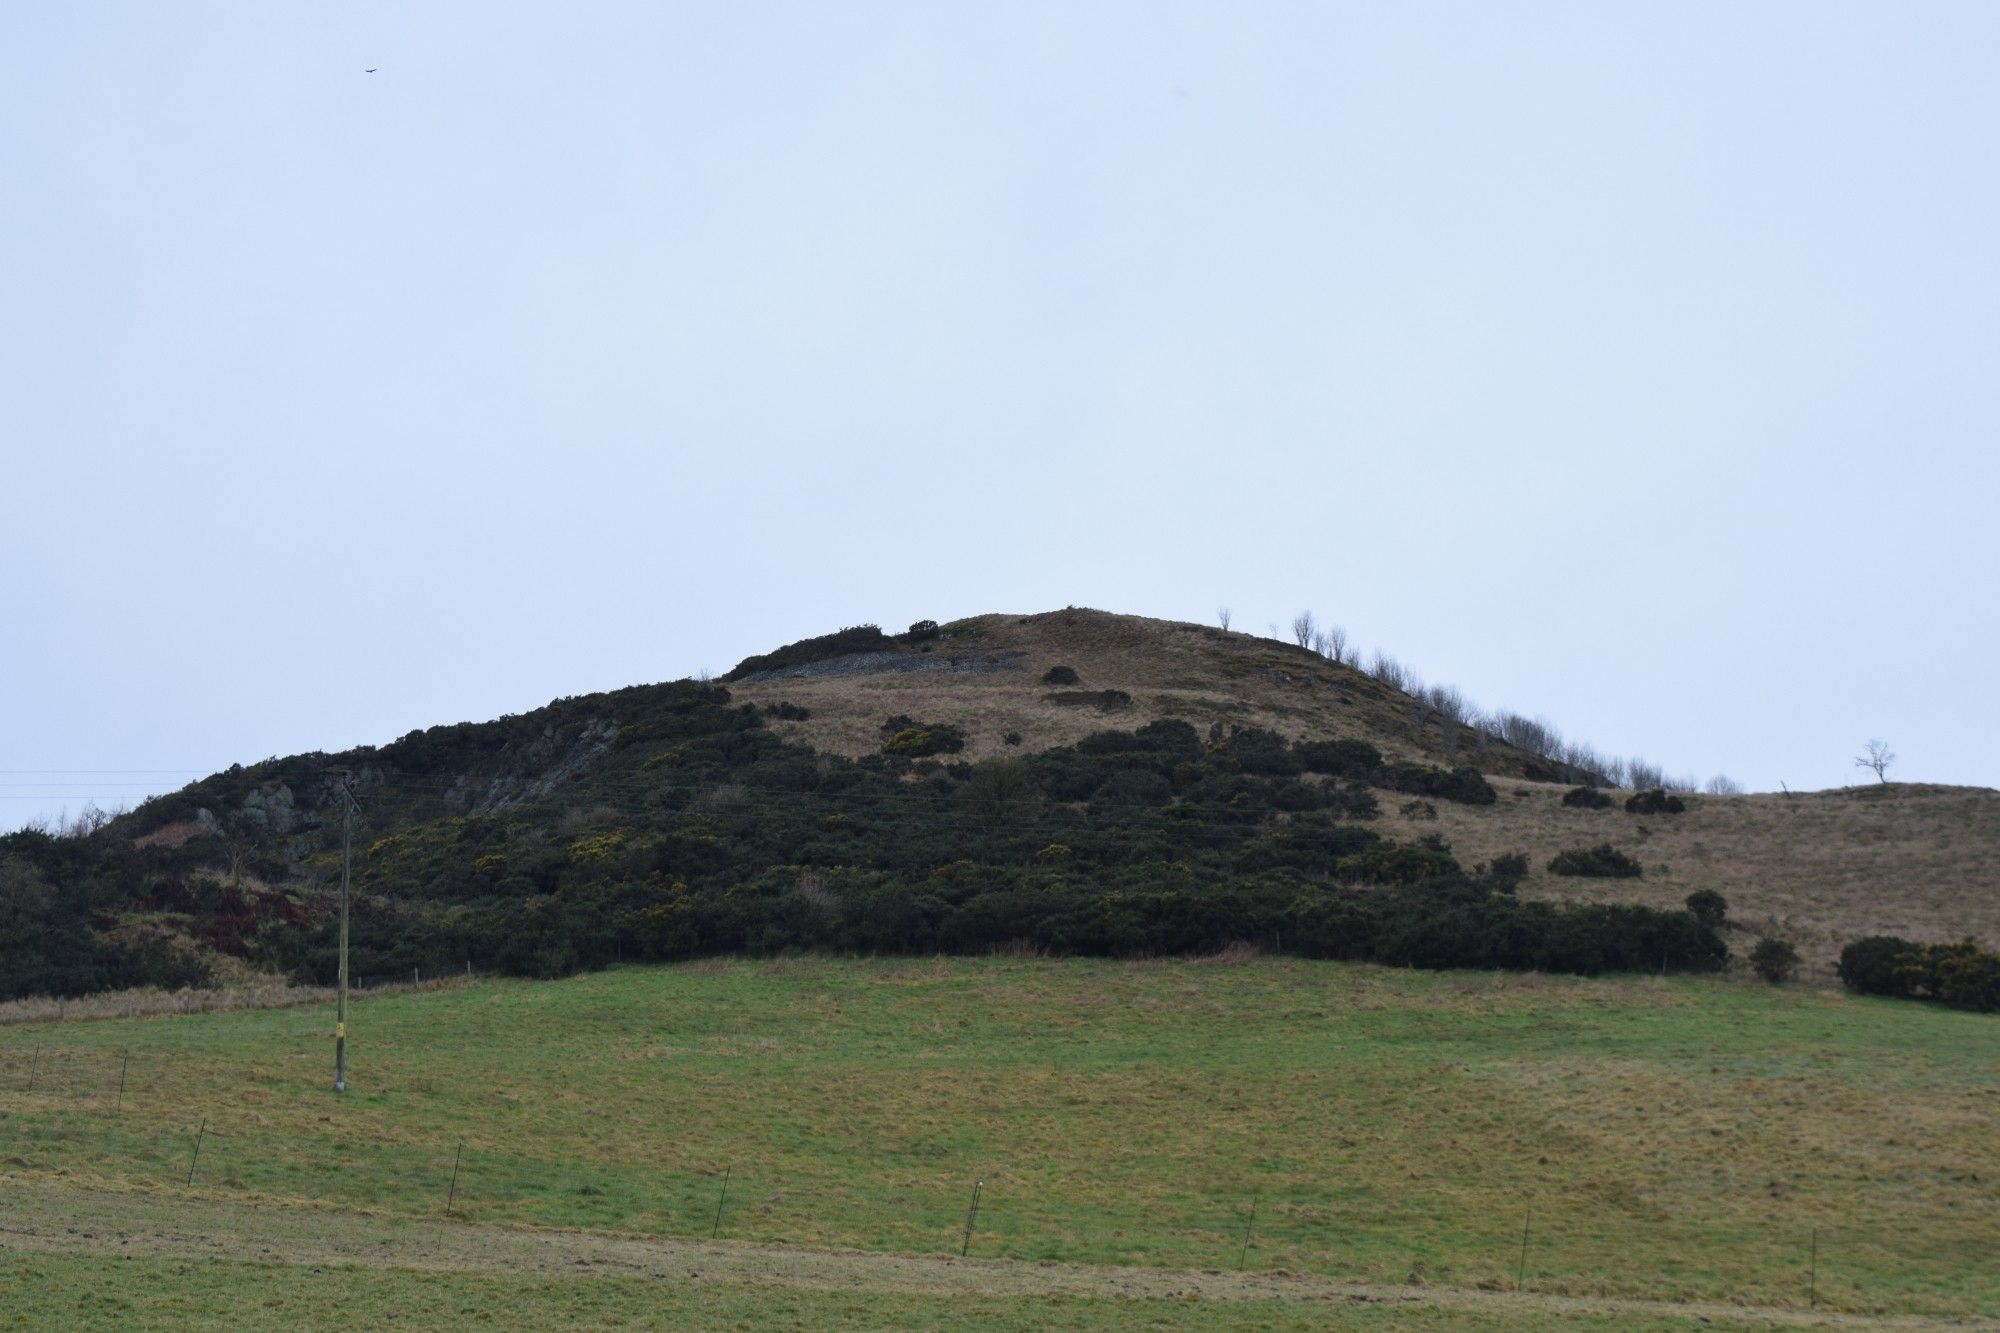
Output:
(237, 784), (318, 835)
(447, 717), (622, 816)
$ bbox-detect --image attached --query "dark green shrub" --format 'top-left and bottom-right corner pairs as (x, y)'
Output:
(902, 620), (941, 641)
(768, 701), (811, 721)
(1685, 889), (1728, 928)
(1003, 732), (1022, 747)
(1090, 769), (1174, 808)
(955, 759), (1043, 824)
(1220, 728), (1302, 777)
(1287, 892), (1378, 960)
(1381, 763), (1497, 806)
(1076, 720), (1202, 762)
(1562, 786), (1613, 809)
(1548, 844), (1643, 878)
(1841, 937), (2000, 1011)
(1437, 766), (1498, 806)
(1295, 739), (1382, 779)
(1251, 821), (1384, 874)
(1626, 789), (1686, 815)
(1335, 843), (1461, 887)
(879, 715), (966, 757)
(1838, 935), (1922, 997)
(1933, 943), (2000, 1012)
(1041, 665), (1080, 686)
(1485, 853), (1529, 891)
(1750, 938), (1799, 984)
(1322, 782), (1380, 819)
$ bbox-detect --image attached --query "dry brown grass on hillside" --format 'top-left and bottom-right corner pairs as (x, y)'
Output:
(731, 608), (1516, 771)
(1437, 780), (2000, 979)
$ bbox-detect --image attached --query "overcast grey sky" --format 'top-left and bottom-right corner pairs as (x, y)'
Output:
(4, 1), (1996, 828)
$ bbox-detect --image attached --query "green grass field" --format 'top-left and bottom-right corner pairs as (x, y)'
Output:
(2, 956), (1996, 1326)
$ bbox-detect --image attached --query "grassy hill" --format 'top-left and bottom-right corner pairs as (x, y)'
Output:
(4, 957), (1998, 1326)
(0, 608), (1993, 999)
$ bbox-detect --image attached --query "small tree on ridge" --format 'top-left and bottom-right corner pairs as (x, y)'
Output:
(1855, 740), (1895, 783)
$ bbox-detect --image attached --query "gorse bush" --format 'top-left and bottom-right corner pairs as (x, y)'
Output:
(1838, 936), (2000, 1012)
(1295, 739), (1382, 779)
(1838, 936), (1919, 997)
(1290, 739), (1493, 806)
(1548, 844), (1644, 878)
(1041, 665), (1081, 686)
(1750, 938), (1800, 984)
(1685, 889), (1728, 929)
(1626, 789), (1687, 816)
(1382, 764), (1497, 806)
(1562, 786), (1614, 810)
(879, 715), (967, 757)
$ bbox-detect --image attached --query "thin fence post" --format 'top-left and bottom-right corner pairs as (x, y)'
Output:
(1517, 1206), (1532, 1290)
(1809, 1227), (1818, 1309)
(116, 1050), (130, 1112)
(1239, 1194), (1260, 1270)
(711, 1166), (731, 1239)
(27, 1043), (39, 1092)
(961, 1179), (985, 1258)
(186, 1118), (207, 1187)
(446, 1143), (463, 1217)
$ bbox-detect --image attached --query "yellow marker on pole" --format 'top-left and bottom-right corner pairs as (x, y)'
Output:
(336, 1022), (346, 1038)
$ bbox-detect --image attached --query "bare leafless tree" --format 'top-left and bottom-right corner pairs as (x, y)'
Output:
(1323, 624), (1351, 665)
(1493, 712), (1560, 760)
(1367, 650), (1410, 691)
(1424, 684), (1470, 725)
(1855, 739), (1895, 783)
(1625, 759), (1665, 791)
(1704, 774), (1744, 795)
(1291, 610), (1317, 648)
(1216, 606), (1232, 632)
(1310, 629), (1330, 658)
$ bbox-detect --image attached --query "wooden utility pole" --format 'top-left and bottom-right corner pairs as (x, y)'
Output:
(336, 779), (355, 1093)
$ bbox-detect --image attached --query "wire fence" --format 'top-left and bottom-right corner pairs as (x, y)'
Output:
(2, 1042), (1991, 1320)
